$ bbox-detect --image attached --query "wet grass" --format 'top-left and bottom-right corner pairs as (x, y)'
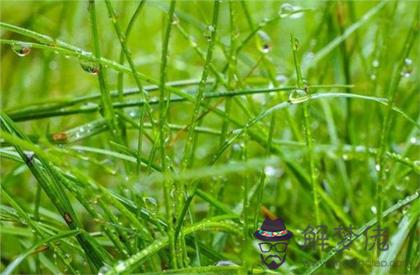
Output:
(0, 1), (419, 274)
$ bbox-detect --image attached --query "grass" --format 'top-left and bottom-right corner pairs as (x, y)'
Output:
(0, 1), (419, 274)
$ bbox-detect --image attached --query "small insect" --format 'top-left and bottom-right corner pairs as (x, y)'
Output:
(63, 212), (73, 224)
(52, 132), (68, 142)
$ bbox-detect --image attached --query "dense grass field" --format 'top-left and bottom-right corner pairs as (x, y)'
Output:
(0, 0), (419, 274)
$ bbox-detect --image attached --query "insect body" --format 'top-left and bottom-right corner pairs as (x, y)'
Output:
(52, 132), (68, 142)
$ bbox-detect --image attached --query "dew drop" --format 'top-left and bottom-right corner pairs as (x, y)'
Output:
(288, 89), (309, 104)
(231, 129), (242, 136)
(370, 74), (377, 80)
(172, 15), (179, 25)
(115, 260), (126, 272)
(401, 57), (413, 78)
(80, 60), (99, 75)
(264, 166), (281, 178)
(91, 195), (100, 204)
(144, 197), (158, 214)
(11, 42), (31, 57)
(256, 30), (272, 54)
(98, 265), (110, 275)
(190, 39), (198, 48)
(375, 164), (381, 172)
(401, 71), (411, 78)
(409, 137), (416, 144)
(370, 206), (377, 214)
(276, 74), (288, 83)
(355, 145), (365, 153)
(216, 260), (236, 266)
(252, 93), (266, 104)
(204, 25), (215, 41)
(372, 59), (380, 68)
(279, 3), (303, 19)
(232, 142), (244, 152)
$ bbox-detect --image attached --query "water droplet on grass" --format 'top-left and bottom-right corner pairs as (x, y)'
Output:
(144, 197), (158, 214)
(190, 37), (198, 48)
(401, 57), (413, 78)
(372, 59), (380, 68)
(370, 206), (377, 214)
(172, 15), (179, 25)
(98, 265), (110, 275)
(256, 30), (272, 54)
(216, 260), (236, 266)
(232, 142), (244, 152)
(115, 261), (126, 272)
(409, 137), (416, 144)
(276, 74), (288, 83)
(264, 166), (281, 178)
(375, 164), (381, 172)
(12, 43), (31, 57)
(252, 93), (266, 104)
(288, 89), (309, 104)
(279, 3), (303, 19)
(401, 71), (411, 78)
(204, 25), (215, 41)
(355, 145), (364, 153)
(80, 60), (99, 75)
(232, 129), (242, 135)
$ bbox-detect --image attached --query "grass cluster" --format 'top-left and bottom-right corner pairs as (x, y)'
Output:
(0, 1), (419, 274)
